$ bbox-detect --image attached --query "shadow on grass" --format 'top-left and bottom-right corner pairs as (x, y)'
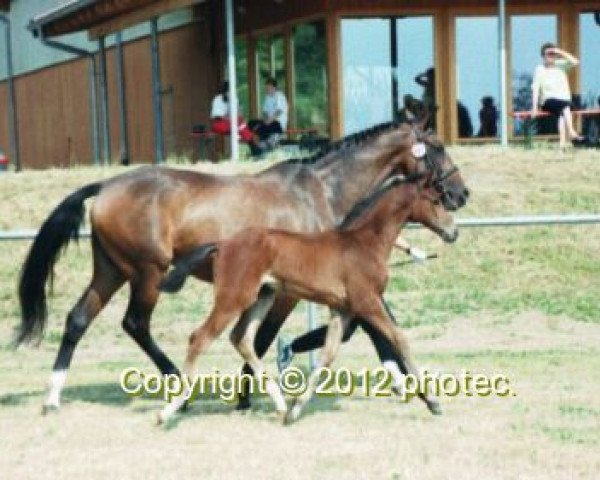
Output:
(158, 393), (343, 430)
(0, 382), (135, 408)
(1, 381), (347, 428)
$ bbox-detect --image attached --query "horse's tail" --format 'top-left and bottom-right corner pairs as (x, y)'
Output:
(16, 182), (103, 346)
(160, 243), (219, 294)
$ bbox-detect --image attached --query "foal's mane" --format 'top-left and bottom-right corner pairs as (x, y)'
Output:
(337, 172), (424, 230)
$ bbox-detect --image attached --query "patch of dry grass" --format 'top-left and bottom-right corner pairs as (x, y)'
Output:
(0, 147), (599, 479)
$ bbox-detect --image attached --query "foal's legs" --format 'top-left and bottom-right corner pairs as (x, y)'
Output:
(44, 237), (125, 413)
(230, 288), (288, 417)
(284, 310), (348, 424)
(157, 303), (243, 424)
(279, 299), (413, 393)
(237, 294), (298, 410)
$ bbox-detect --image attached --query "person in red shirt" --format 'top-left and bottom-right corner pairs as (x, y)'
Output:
(210, 82), (253, 143)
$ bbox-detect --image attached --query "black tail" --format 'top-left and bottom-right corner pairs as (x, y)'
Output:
(160, 243), (219, 294)
(16, 182), (103, 346)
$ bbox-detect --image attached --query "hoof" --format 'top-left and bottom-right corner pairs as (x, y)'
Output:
(156, 411), (173, 426)
(235, 398), (251, 411)
(156, 412), (164, 426)
(276, 409), (288, 424)
(41, 404), (59, 416)
(283, 401), (301, 425)
(283, 410), (296, 426)
(427, 400), (442, 416)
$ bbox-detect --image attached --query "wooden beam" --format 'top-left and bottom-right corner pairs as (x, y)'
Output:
(325, 12), (341, 139)
(284, 26), (296, 130)
(88, 0), (205, 39)
(247, 35), (258, 118)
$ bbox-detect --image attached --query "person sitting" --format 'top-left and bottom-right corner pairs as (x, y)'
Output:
(457, 101), (473, 138)
(531, 43), (584, 150)
(478, 96), (498, 137)
(210, 81), (253, 143)
(248, 77), (289, 156)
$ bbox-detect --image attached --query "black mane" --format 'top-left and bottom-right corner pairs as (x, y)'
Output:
(285, 121), (403, 166)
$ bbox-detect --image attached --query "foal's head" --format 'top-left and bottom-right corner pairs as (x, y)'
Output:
(409, 180), (459, 243)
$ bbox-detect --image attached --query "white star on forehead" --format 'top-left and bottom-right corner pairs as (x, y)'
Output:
(411, 143), (427, 158)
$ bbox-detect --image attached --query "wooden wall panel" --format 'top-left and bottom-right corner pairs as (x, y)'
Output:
(10, 58), (93, 169)
(103, 21), (218, 163)
(0, 21), (217, 169)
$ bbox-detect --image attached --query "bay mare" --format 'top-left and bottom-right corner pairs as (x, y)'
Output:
(16, 122), (469, 412)
(157, 171), (454, 425)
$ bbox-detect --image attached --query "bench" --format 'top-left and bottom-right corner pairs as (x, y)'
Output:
(511, 109), (600, 149)
(191, 126), (329, 161)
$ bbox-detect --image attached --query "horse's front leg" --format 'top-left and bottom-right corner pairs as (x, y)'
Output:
(284, 310), (348, 425)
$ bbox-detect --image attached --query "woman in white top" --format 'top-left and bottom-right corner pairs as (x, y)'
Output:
(531, 43), (583, 149)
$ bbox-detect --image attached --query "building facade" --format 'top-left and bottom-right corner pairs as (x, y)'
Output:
(0, 0), (599, 168)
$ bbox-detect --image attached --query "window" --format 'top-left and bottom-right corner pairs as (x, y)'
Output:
(341, 16), (435, 135)
(255, 34), (286, 113)
(293, 21), (329, 132)
(455, 16), (500, 138)
(510, 14), (557, 135)
(396, 16), (435, 127)
(341, 19), (392, 135)
(579, 12), (600, 109)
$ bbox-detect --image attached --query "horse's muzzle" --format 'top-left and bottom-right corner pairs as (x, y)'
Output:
(442, 187), (469, 211)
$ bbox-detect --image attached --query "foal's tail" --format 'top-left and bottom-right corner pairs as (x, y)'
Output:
(17, 182), (103, 346)
(160, 243), (219, 294)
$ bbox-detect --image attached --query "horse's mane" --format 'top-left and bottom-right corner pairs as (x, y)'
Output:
(283, 121), (404, 167)
(337, 172), (424, 230)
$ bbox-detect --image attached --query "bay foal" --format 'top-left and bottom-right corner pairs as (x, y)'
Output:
(158, 170), (456, 424)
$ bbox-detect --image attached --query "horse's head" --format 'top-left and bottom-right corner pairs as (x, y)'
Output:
(380, 122), (470, 212)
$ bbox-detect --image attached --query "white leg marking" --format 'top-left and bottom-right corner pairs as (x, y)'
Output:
(46, 370), (67, 408)
(382, 360), (404, 387)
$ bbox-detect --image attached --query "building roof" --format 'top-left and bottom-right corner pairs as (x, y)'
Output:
(29, 0), (199, 38)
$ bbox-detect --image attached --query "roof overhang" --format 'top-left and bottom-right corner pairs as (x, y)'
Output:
(29, 0), (205, 39)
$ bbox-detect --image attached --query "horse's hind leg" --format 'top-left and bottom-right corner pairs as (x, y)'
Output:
(357, 298), (441, 415)
(285, 310), (347, 425)
(229, 288), (287, 417)
(121, 265), (179, 376)
(45, 237), (125, 413)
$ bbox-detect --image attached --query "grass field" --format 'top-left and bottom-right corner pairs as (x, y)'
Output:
(1, 147), (599, 479)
